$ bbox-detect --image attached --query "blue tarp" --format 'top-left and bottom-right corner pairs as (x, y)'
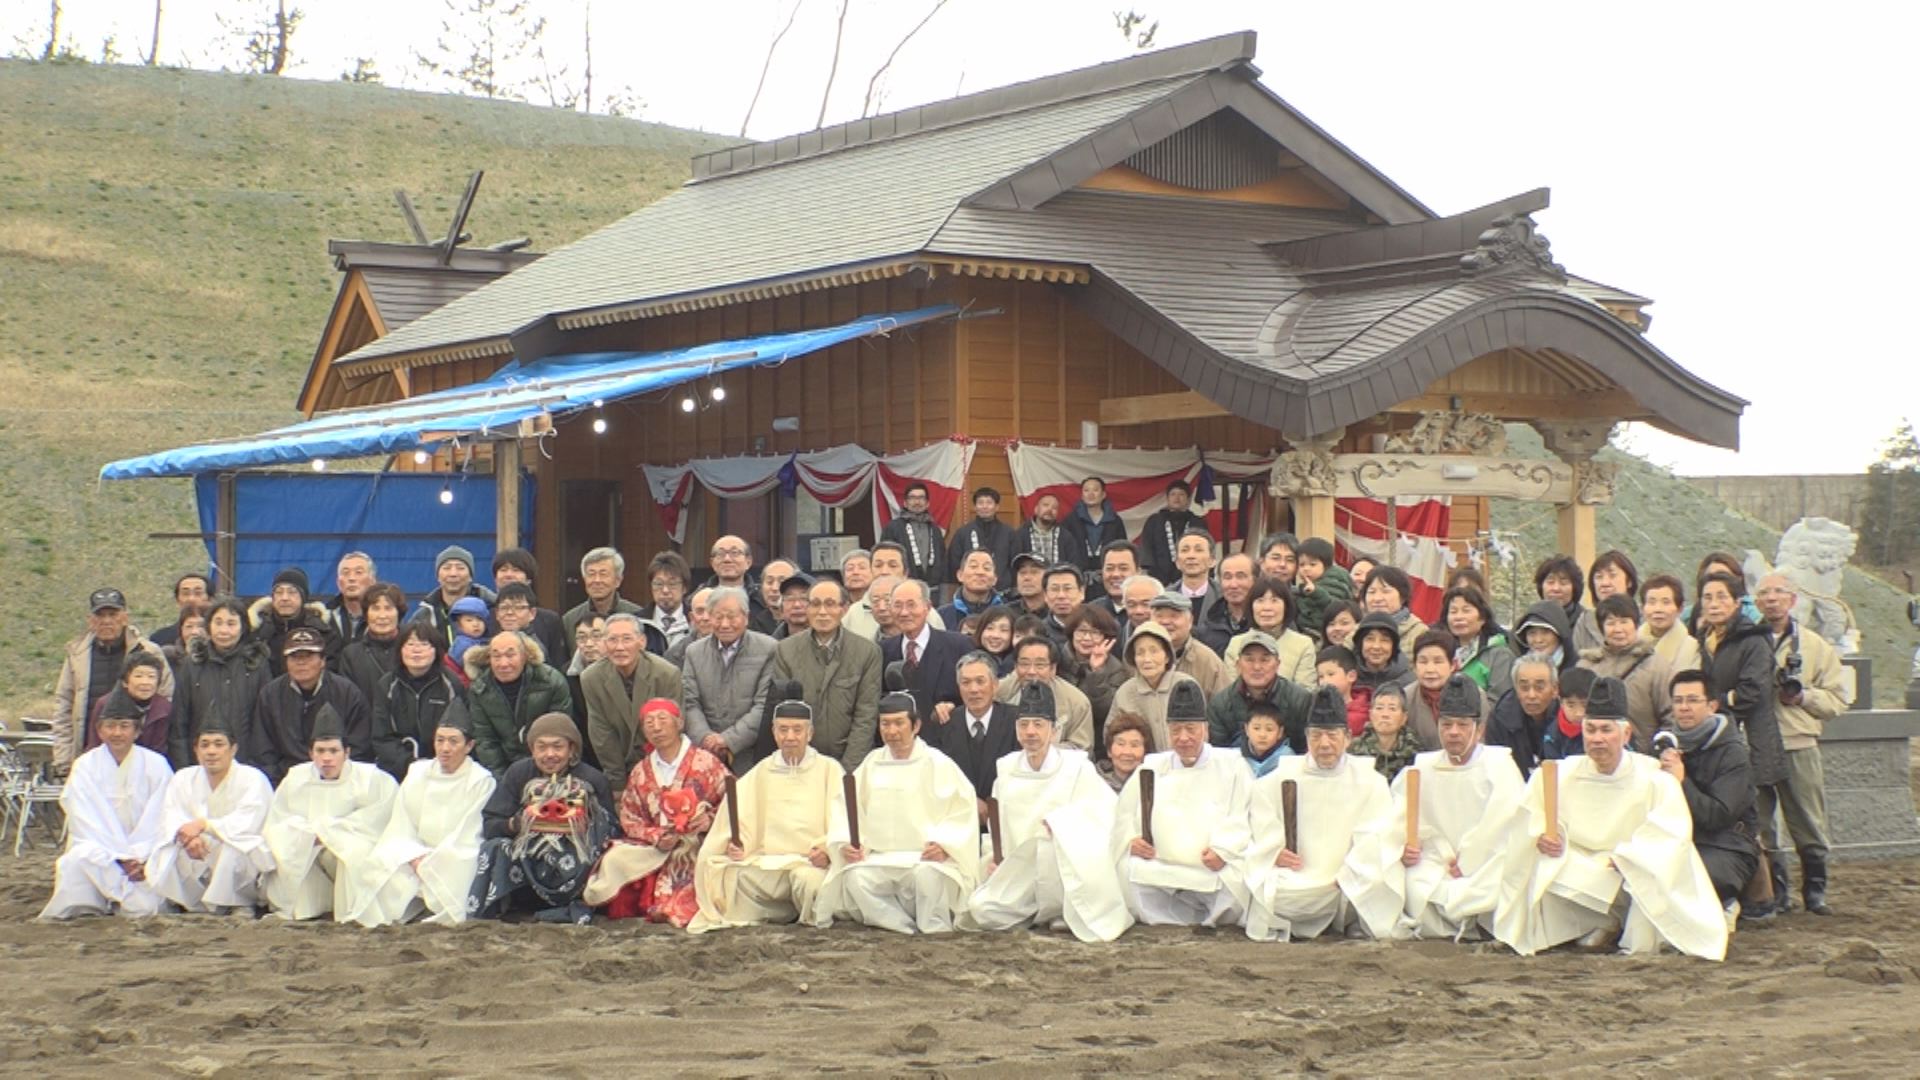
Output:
(102, 305), (960, 479)
(193, 472), (535, 598)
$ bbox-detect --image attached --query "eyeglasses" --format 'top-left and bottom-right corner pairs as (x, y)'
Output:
(1671, 695), (1710, 705)
(650, 578), (682, 590)
(712, 547), (749, 559)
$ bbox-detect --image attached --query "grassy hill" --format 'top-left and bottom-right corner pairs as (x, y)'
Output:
(0, 59), (728, 716)
(1487, 427), (1920, 708)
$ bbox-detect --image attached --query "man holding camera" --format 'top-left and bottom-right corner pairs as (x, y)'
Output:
(1755, 572), (1850, 916)
(1659, 671), (1760, 917)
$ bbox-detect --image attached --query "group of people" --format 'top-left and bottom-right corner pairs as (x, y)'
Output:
(38, 478), (1852, 959)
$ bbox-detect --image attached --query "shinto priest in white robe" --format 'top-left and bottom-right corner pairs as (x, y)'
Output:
(40, 742), (173, 919)
(344, 755), (494, 927)
(816, 735), (979, 934)
(263, 758), (397, 920)
(1110, 745), (1251, 928)
(1244, 752), (1401, 941)
(1390, 744), (1525, 940)
(144, 757), (275, 913)
(1493, 751), (1728, 960)
(689, 744), (845, 933)
(963, 745), (1130, 942)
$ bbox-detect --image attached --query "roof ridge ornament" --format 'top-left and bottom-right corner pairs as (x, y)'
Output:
(1460, 214), (1565, 279)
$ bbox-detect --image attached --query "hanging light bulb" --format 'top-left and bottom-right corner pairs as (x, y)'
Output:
(710, 383), (726, 402)
(413, 449), (430, 465)
(592, 416), (608, 435)
(591, 398), (605, 409)
(310, 459), (326, 472)
(680, 394), (697, 413)
(439, 484), (454, 506)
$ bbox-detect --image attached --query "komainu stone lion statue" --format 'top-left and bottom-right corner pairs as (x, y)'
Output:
(1743, 517), (1860, 654)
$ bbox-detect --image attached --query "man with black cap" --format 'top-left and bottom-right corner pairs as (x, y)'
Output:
(1141, 480), (1204, 586)
(262, 705), (398, 921)
(345, 705), (496, 927)
(1493, 678), (1729, 960)
(248, 567), (338, 678)
(470, 712), (617, 923)
(772, 570), (815, 640)
(39, 689), (174, 919)
(1008, 551), (1051, 618)
(689, 699), (847, 932)
(1112, 680), (1252, 927)
(51, 586), (173, 776)
(1394, 674), (1526, 941)
(253, 626), (372, 786)
(1246, 686), (1401, 941)
(417, 544), (497, 643)
(816, 690), (980, 934)
(947, 487), (1018, 594)
(145, 711), (275, 915)
(1663, 669), (1762, 917)
(964, 681), (1131, 941)
(931, 651), (1022, 807)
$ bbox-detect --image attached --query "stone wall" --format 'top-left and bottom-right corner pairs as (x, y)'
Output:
(1685, 473), (1871, 533)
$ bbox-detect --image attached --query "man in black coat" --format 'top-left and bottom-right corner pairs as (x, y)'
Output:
(251, 628), (371, 785)
(1060, 477), (1128, 574)
(1485, 652), (1562, 778)
(879, 579), (973, 723)
(1663, 670), (1760, 907)
(1140, 479), (1205, 586)
(947, 487), (1018, 594)
(879, 483), (948, 588)
(928, 650), (1021, 805)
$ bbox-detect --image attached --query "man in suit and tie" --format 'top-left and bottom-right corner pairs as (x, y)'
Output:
(880, 579), (972, 724)
(930, 650), (1022, 817)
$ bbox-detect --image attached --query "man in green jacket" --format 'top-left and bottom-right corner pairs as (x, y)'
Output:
(770, 579), (883, 773)
(1205, 631), (1313, 753)
(466, 631), (573, 777)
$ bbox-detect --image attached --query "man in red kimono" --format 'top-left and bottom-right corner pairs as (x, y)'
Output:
(583, 698), (729, 926)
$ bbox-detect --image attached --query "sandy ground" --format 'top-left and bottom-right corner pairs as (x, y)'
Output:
(2, 848), (1920, 1077)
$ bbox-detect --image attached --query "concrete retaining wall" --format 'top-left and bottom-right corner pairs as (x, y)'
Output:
(1685, 473), (1871, 533)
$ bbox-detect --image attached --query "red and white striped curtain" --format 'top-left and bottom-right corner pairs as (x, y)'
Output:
(641, 438), (976, 544)
(1003, 443), (1276, 548)
(1335, 496), (1453, 623)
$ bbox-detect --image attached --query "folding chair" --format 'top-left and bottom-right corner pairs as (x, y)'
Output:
(8, 737), (63, 856)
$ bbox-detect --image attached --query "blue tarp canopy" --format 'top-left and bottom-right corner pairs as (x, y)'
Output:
(192, 471), (532, 598)
(101, 305), (960, 479)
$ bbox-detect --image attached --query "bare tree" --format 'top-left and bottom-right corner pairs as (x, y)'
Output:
(219, 1), (302, 75)
(416, 0), (546, 100)
(340, 57), (382, 84)
(814, 0), (850, 129)
(41, 0), (61, 60)
(1114, 9), (1157, 50)
(861, 0), (951, 117)
(144, 0), (163, 65)
(581, 1), (594, 114)
(740, 0), (803, 137)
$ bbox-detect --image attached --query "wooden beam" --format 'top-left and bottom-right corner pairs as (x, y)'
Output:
(394, 190), (431, 245)
(496, 437), (522, 551)
(215, 472), (238, 594)
(1099, 389), (1229, 427)
(1385, 390), (1645, 421)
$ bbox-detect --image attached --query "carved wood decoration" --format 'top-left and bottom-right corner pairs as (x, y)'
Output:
(1269, 453), (1603, 505)
(1380, 411), (1508, 456)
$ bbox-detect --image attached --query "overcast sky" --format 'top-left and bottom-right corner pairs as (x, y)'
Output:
(10, 0), (1917, 475)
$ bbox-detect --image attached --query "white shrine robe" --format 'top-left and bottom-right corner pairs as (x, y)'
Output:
(1245, 755), (1401, 941)
(964, 747), (1132, 942)
(1493, 752), (1728, 960)
(263, 760), (398, 921)
(1110, 746), (1252, 928)
(40, 745), (173, 919)
(689, 748), (845, 933)
(145, 763), (275, 913)
(344, 757), (494, 927)
(1392, 745), (1525, 941)
(816, 739), (980, 934)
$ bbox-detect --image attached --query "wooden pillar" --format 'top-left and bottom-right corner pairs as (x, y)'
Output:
(495, 438), (522, 552)
(215, 471), (238, 593)
(1557, 500), (1596, 570)
(1533, 420), (1619, 571)
(1292, 493), (1336, 542)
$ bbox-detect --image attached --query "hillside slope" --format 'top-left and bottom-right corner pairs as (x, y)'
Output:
(0, 60), (728, 713)
(1488, 427), (1919, 707)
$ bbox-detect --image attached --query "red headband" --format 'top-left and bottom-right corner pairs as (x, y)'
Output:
(641, 698), (681, 719)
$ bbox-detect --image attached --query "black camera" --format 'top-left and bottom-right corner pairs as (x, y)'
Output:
(1651, 730), (1679, 756)
(1777, 652), (1804, 698)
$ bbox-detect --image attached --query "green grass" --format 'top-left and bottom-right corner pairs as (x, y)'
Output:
(0, 60), (728, 717)
(1487, 426), (1920, 708)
